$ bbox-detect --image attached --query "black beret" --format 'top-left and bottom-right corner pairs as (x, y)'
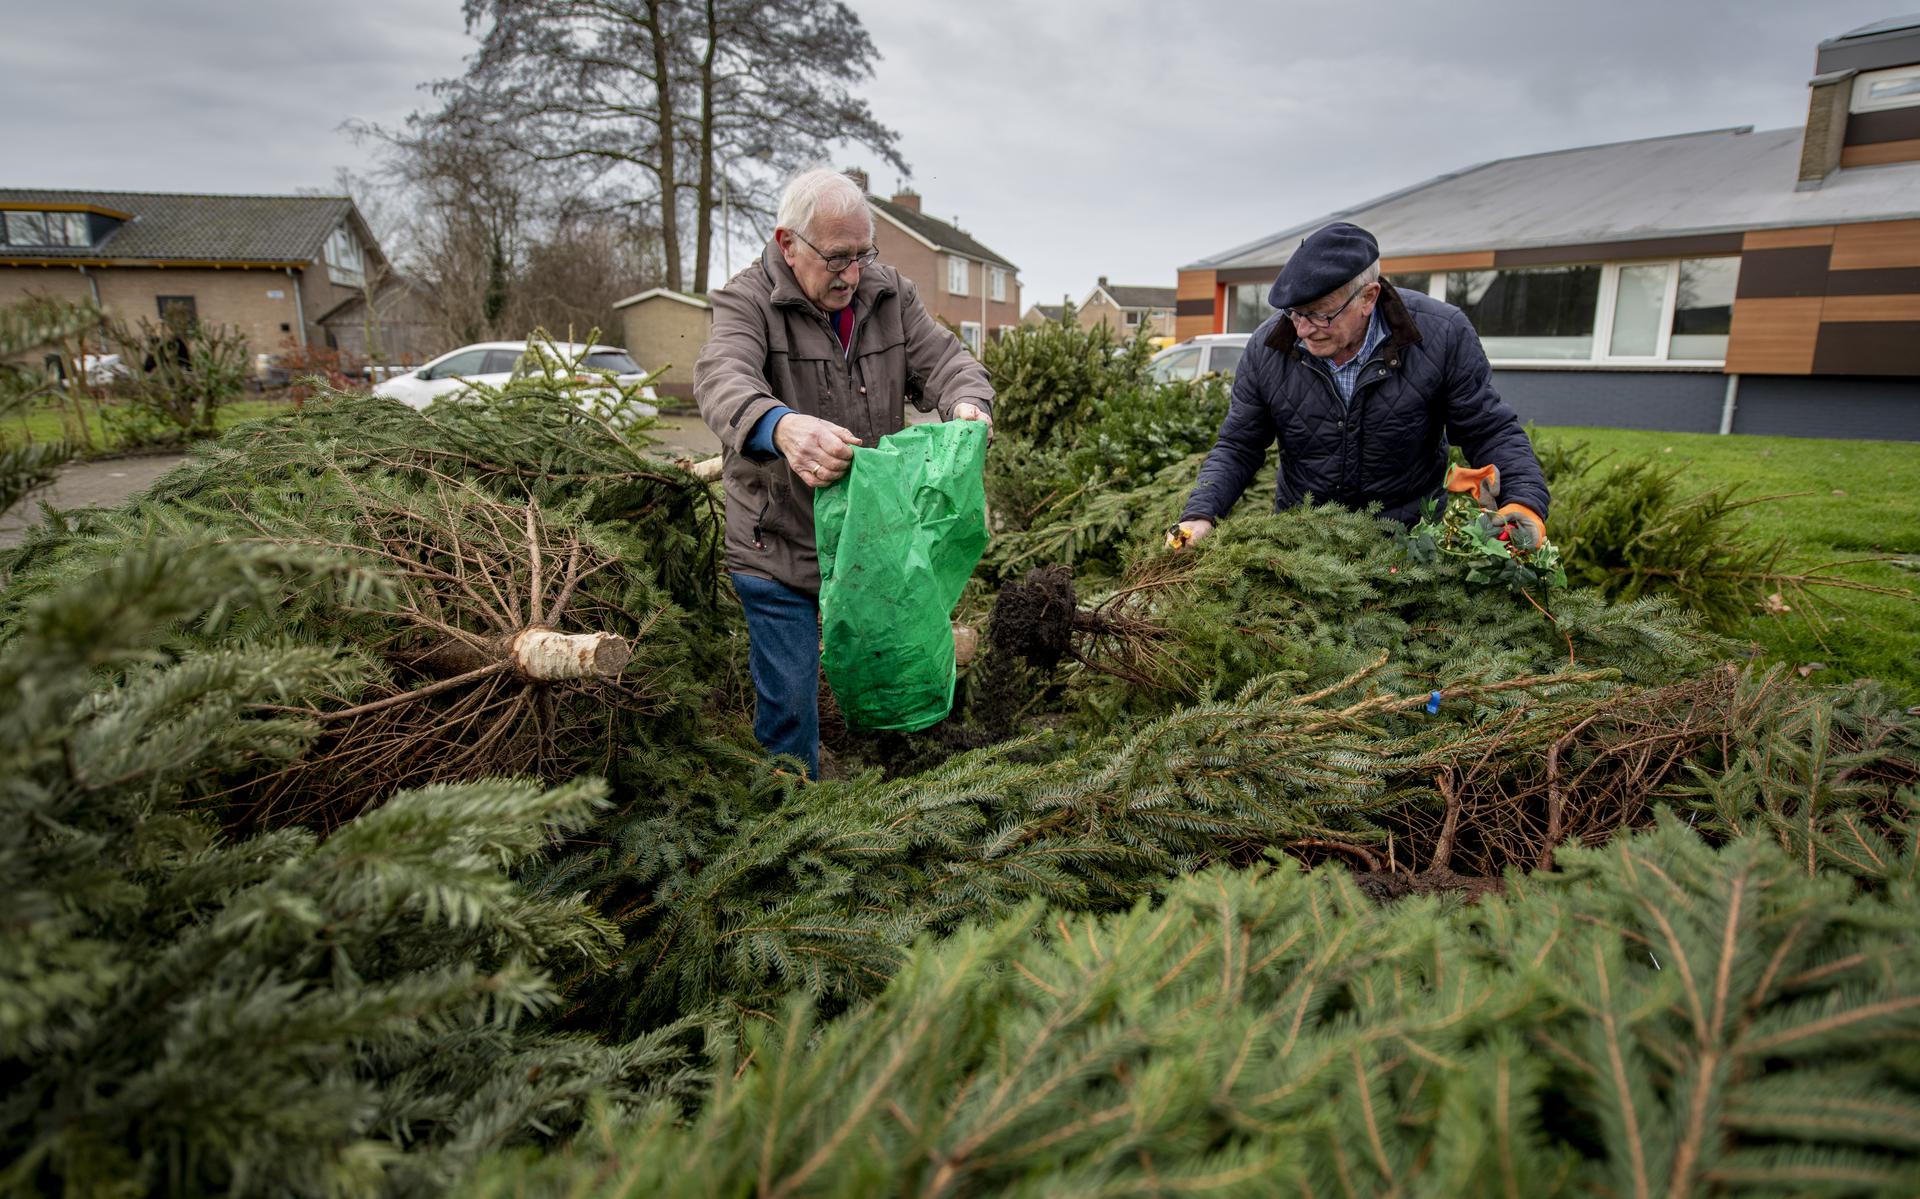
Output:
(1267, 222), (1380, 311)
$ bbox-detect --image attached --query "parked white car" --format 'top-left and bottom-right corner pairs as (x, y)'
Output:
(372, 340), (658, 416)
(1146, 333), (1249, 385)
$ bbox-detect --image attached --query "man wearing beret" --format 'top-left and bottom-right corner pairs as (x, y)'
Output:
(1171, 222), (1548, 551)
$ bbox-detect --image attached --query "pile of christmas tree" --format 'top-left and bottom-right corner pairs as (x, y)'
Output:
(2, 327), (1915, 1196)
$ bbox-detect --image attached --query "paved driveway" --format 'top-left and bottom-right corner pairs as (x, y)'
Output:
(1, 415), (727, 551)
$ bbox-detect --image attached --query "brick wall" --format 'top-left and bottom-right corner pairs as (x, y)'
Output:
(0, 263), (314, 360)
(871, 216), (1021, 342)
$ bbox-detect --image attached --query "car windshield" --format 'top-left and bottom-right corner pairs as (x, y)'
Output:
(582, 351), (642, 374)
(1149, 346), (1202, 383)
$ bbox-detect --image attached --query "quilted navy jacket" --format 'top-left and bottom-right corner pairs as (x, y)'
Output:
(1181, 282), (1548, 528)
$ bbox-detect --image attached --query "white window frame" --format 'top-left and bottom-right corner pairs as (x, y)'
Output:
(1425, 257), (1734, 368)
(947, 255), (969, 296)
(1852, 64), (1920, 113)
(959, 320), (983, 355)
(989, 266), (1007, 302)
(326, 225), (365, 286)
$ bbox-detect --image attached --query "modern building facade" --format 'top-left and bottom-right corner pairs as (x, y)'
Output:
(1175, 17), (1920, 440)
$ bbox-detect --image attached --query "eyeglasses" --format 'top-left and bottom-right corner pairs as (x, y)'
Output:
(1283, 285), (1369, 329)
(791, 230), (879, 274)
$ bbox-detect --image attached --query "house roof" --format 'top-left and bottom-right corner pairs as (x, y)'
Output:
(869, 196), (1017, 270)
(613, 287), (711, 310)
(0, 189), (362, 266)
(315, 274), (432, 324)
(1094, 284), (1176, 310)
(1186, 125), (1920, 271)
(1029, 303), (1065, 321)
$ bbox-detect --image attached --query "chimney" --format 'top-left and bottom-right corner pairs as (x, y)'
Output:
(1098, 275), (1109, 290)
(891, 188), (920, 213)
(1798, 71), (1854, 187)
(843, 167), (869, 195)
(1799, 18), (1920, 187)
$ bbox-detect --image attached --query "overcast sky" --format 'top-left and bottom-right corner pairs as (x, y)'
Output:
(2, 0), (1902, 310)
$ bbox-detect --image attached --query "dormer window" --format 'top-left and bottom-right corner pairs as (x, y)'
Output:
(2, 210), (91, 247)
(325, 224), (365, 286)
(1853, 65), (1920, 112)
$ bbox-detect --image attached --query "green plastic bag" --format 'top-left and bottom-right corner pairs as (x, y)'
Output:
(813, 420), (989, 731)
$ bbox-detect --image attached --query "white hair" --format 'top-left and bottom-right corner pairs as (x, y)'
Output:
(1343, 259), (1382, 299)
(775, 168), (874, 240)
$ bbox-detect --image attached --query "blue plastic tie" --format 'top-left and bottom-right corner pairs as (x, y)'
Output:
(1426, 690), (1442, 715)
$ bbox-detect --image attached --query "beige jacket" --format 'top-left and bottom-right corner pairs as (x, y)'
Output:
(695, 242), (994, 595)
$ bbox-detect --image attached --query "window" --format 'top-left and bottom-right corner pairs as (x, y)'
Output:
(989, 267), (1007, 302)
(1224, 283), (1273, 334)
(1148, 346), (1202, 384)
(1600, 257), (1736, 361)
(480, 350), (522, 374)
(1124, 309), (1141, 326)
(1208, 344), (1245, 376)
(2, 210), (89, 247)
(959, 321), (983, 355)
(156, 295), (198, 330)
(1447, 265), (1601, 360)
(582, 351), (643, 374)
(325, 225), (365, 286)
(1853, 65), (1920, 113)
(424, 349), (490, 379)
(1421, 256), (1737, 364)
(947, 255), (969, 296)
(1389, 272), (1433, 296)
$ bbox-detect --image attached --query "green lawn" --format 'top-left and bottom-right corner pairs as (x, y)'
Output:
(1536, 425), (1920, 702)
(3, 394), (297, 455)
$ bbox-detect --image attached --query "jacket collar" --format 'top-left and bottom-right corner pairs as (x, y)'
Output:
(761, 239), (895, 316)
(1265, 280), (1424, 362)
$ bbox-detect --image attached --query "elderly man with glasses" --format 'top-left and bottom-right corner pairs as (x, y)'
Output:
(1170, 222), (1547, 552)
(696, 167), (994, 780)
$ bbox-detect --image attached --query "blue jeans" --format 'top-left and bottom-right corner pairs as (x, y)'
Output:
(731, 572), (821, 780)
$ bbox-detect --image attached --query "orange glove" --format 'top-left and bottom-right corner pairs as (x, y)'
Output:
(1445, 463), (1500, 508)
(1496, 503), (1545, 553)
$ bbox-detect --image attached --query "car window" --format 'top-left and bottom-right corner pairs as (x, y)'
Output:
(582, 351), (642, 374)
(481, 350), (522, 374)
(1208, 345), (1245, 376)
(425, 349), (489, 379)
(1149, 346), (1202, 383)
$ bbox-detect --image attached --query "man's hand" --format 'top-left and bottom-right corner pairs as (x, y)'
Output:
(953, 402), (993, 444)
(1167, 518), (1214, 550)
(1495, 503), (1545, 554)
(1445, 463), (1501, 509)
(774, 413), (861, 488)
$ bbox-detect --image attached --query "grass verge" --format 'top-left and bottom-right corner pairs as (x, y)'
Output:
(1537, 425), (1920, 702)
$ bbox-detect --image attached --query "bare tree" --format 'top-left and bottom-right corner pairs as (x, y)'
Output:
(446, 0), (904, 294)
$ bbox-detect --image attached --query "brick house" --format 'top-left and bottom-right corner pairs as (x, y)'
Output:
(1173, 17), (1920, 441)
(853, 172), (1021, 354)
(0, 189), (390, 369)
(1077, 277), (1176, 339)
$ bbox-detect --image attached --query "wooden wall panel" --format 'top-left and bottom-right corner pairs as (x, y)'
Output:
(1820, 294), (1920, 322)
(1743, 226), (1834, 250)
(1175, 270), (1215, 301)
(1840, 140), (1920, 168)
(1830, 220), (1920, 270)
(1380, 251), (1495, 273)
(1724, 297), (1823, 375)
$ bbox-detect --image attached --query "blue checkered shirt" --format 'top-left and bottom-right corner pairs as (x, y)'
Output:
(1302, 306), (1387, 408)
